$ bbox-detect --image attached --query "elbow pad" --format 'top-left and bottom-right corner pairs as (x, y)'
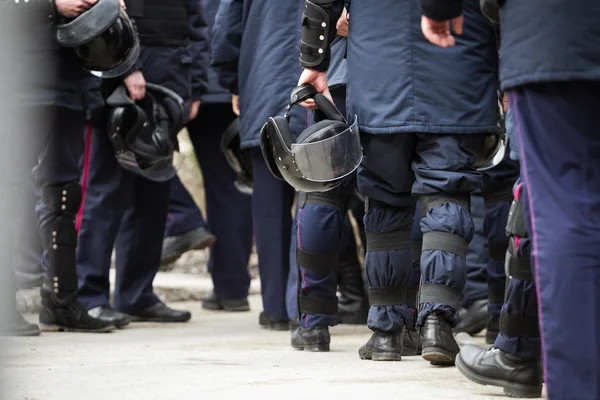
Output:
(299, 0), (343, 71)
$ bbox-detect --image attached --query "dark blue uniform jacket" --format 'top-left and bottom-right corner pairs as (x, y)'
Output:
(201, 0), (234, 104)
(211, 0), (307, 149)
(347, 0), (498, 134)
(500, 0), (600, 89)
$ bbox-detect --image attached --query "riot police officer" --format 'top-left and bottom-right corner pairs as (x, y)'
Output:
(0, 0), (128, 334)
(292, 0), (498, 364)
(421, 0), (600, 397)
(76, 0), (209, 325)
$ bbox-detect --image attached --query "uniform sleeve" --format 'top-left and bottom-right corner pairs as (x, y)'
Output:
(185, 0), (210, 100)
(210, 0), (243, 95)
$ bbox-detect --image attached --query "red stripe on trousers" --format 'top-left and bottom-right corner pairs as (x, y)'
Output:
(76, 122), (93, 232)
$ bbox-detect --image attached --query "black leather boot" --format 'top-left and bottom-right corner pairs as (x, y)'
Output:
(38, 183), (113, 333)
(291, 326), (330, 352)
(202, 291), (250, 312)
(485, 314), (500, 344)
(39, 288), (114, 333)
(453, 298), (488, 335)
(421, 315), (460, 366)
(456, 345), (543, 398)
(258, 311), (289, 331)
(337, 260), (369, 325)
(358, 328), (404, 361)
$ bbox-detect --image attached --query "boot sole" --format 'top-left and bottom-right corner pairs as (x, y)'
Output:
(359, 351), (402, 361)
(267, 321), (290, 331)
(456, 355), (542, 398)
(292, 343), (330, 352)
(160, 235), (217, 266)
(422, 347), (456, 366)
(39, 323), (114, 333)
(128, 316), (191, 323)
(202, 302), (249, 312)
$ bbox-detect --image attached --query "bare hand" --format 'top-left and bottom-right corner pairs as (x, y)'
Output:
(189, 100), (201, 120)
(297, 69), (332, 109)
(420, 15), (463, 48)
(232, 95), (240, 116)
(336, 8), (349, 37)
(55, 0), (97, 18)
(502, 93), (508, 114)
(124, 71), (146, 101)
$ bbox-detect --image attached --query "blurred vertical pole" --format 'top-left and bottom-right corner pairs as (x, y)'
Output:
(0, 3), (38, 399)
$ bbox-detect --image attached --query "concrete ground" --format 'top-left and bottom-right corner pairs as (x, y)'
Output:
(1, 295), (544, 400)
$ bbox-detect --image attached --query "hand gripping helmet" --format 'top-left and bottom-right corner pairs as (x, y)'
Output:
(106, 83), (185, 181)
(54, 0), (140, 78)
(475, 95), (508, 171)
(260, 84), (362, 193)
(220, 117), (253, 195)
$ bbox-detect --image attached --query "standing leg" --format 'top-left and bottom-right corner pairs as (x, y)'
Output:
(291, 178), (355, 351)
(114, 177), (191, 322)
(457, 182), (543, 398)
(190, 104), (253, 311)
(33, 107), (113, 333)
(251, 147), (295, 326)
(337, 212), (369, 325)
(481, 152), (520, 344)
(161, 175), (215, 267)
(356, 133), (417, 362)
(77, 108), (132, 330)
(511, 82), (600, 399)
(454, 191), (489, 336)
(414, 134), (482, 365)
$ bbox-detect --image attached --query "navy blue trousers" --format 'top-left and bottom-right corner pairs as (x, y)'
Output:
(493, 181), (540, 361)
(165, 176), (207, 236)
(462, 191), (489, 305)
(166, 104), (253, 299)
(77, 108), (168, 313)
(251, 147), (295, 321)
(510, 82), (600, 399)
(357, 133), (482, 332)
(288, 176), (361, 326)
(481, 152), (520, 316)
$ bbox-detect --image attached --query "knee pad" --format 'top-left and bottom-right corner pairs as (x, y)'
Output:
(41, 181), (82, 218)
(40, 181), (81, 293)
(419, 193), (470, 260)
(363, 196), (414, 307)
(418, 194), (471, 311)
(296, 191), (347, 317)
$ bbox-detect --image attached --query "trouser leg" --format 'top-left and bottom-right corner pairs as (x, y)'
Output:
(251, 148), (294, 321)
(77, 108), (130, 310)
(510, 82), (600, 399)
(190, 105), (253, 299)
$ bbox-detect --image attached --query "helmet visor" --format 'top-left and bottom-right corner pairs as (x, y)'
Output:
(290, 115), (362, 182)
(115, 149), (177, 182)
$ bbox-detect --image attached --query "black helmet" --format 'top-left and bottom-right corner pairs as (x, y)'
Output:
(260, 85), (362, 193)
(106, 83), (185, 181)
(220, 117), (253, 195)
(475, 96), (508, 171)
(54, 0), (139, 78)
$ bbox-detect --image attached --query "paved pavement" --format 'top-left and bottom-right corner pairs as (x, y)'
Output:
(0, 295), (545, 400)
